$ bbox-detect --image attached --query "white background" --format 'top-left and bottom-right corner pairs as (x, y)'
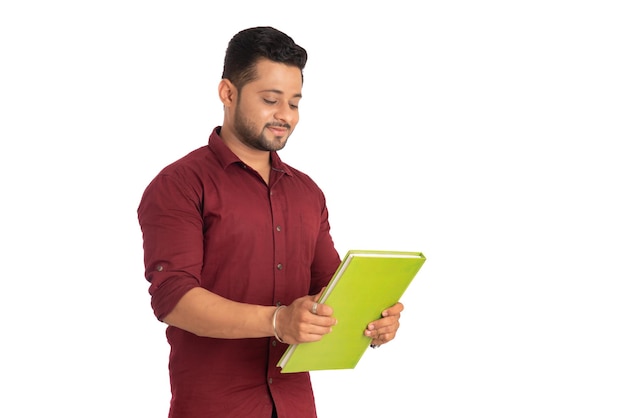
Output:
(1, 1), (625, 417)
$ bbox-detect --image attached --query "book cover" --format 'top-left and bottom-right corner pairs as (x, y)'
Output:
(277, 249), (426, 373)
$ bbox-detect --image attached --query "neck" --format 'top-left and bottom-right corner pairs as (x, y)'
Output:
(219, 125), (272, 183)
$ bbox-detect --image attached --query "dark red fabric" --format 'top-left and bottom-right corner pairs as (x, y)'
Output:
(138, 127), (341, 418)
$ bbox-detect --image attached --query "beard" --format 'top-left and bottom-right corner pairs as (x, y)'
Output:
(233, 105), (292, 152)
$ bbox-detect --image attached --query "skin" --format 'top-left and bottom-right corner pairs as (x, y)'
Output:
(163, 58), (403, 346)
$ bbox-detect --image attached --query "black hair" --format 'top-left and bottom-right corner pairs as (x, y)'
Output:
(222, 26), (308, 89)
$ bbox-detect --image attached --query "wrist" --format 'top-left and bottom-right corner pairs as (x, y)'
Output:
(272, 305), (286, 343)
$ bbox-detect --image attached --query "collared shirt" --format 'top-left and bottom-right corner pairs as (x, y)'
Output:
(138, 127), (341, 418)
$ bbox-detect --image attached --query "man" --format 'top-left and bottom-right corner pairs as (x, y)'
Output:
(138, 26), (404, 418)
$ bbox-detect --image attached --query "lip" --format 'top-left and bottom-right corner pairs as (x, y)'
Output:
(267, 126), (288, 136)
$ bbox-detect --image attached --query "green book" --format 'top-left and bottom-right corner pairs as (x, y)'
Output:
(277, 249), (426, 373)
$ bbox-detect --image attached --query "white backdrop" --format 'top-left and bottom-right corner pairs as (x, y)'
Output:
(1, 1), (625, 417)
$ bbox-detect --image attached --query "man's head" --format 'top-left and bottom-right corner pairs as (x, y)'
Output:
(222, 26), (308, 90)
(219, 27), (308, 153)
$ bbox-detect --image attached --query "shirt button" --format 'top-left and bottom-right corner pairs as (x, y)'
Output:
(272, 340), (277, 347)
(276, 225), (281, 232)
(156, 265), (164, 272)
(277, 263), (283, 270)
(268, 378), (273, 385)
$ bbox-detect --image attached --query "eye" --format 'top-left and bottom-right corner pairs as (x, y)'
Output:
(289, 103), (299, 110)
(263, 99), (277, 105)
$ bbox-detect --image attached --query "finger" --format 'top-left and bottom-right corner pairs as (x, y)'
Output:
(296, 320), (336, 342)
(369, 328), (398, 346)
(367, 316), (400, 333)
(309, 301), (334, 318)
(364, 319), (400, 339)
(369, 332), (387, 346)
(375, 321), (400, 337)
(382, 302), (404, 317)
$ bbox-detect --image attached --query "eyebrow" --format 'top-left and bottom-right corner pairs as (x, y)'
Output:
(258, 89), (303, 99)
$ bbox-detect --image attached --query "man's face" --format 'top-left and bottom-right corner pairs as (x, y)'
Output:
(233, 59), (303, 152)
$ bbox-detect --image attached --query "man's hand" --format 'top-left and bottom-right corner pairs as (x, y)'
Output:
(364, 302), (404, 347)
(275, 291), (337, 344)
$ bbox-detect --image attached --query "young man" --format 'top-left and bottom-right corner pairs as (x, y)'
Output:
(137, 26), (404, 418)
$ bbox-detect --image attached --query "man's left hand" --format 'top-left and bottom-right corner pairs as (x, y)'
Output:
(364, 302), (404, 346)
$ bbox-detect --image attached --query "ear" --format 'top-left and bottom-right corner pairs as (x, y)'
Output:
(218, 79), (237, 107)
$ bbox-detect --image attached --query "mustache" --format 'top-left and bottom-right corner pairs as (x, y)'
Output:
(265, 122), (291, 130)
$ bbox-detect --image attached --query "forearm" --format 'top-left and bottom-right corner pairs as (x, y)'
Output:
(162, 287), (276, 339)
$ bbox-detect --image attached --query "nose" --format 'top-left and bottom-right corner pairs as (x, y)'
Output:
(274, 101), (296, 123)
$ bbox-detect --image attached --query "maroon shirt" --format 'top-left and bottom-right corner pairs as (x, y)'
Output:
(138, 127), (341, 418)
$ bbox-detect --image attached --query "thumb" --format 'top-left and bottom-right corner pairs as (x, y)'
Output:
(312, 287), (326, 302)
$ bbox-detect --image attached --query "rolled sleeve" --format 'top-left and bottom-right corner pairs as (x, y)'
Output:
(138, 170), (204, 320)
